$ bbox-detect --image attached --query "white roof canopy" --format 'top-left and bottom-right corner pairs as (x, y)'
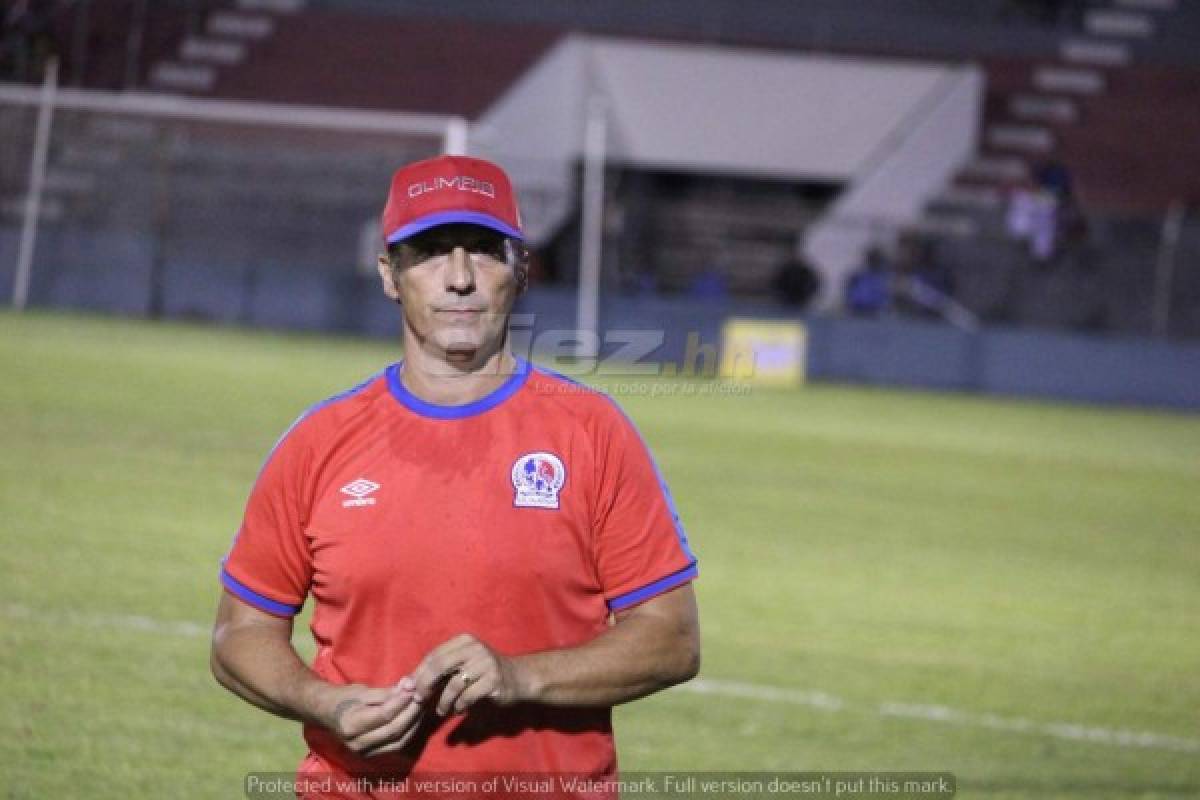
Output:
(477, 36), (965, 183)
(589, 39), (954, 181)
(475, 35), (982, 309)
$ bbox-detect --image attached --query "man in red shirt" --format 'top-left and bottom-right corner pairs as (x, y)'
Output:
(210, 155), (700, 797)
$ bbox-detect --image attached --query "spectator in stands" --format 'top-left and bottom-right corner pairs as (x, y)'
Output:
(0, 0), (30, 79)
(888, 237), (977, 327)
(1006, 175), (1059, 262)
(0, 0), (57, 82)
(690, 268), (729, 301)
(902, 240), (956, 318)
(844, 246), (891, 316)
(1036, 161), (1073, 200)
(1007, 161), (1084, 264)
(771, 256), (819, 309)
(911, 241), (955, 303)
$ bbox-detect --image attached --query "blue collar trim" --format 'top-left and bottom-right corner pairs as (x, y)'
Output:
(386, 357), (530, 420)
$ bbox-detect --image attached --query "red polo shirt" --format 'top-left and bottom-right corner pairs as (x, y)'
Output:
(221, 359), (697, 793)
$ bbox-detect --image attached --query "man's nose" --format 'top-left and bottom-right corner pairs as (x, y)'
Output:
(443, 246), (475, 293)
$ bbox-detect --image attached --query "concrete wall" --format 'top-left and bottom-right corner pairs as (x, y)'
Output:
(804, 316), (1200, 411)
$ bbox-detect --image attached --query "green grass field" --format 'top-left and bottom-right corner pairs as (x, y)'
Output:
(2, 311), (1198, 799)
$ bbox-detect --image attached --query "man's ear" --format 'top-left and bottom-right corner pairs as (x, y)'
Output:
(377, 253), (401, 304)
(515, 245), (531, 295)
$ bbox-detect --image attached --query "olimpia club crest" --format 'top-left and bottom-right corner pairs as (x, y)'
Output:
(511, 452), (566, 509)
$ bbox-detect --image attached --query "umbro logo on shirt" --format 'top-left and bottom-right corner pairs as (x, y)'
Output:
(340, 478), (380, 508)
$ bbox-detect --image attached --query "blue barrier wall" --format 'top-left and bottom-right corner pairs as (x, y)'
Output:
(9, 262), (1198, 412)
(977, 328), (1200, 409)
(804, 316), (1200, 412)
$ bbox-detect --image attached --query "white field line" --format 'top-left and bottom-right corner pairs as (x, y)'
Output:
(6, 604), (1197, 755)
(684, 679), (1200, 754)
(3, 602), (210, 638)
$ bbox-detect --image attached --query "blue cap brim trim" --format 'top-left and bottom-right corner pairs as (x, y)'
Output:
(386, 210), (524, 244)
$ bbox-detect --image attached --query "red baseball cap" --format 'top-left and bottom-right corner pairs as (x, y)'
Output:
(380, 155), (524, 244)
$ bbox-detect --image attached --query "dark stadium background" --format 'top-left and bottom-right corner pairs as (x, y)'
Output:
(1, 2), (1197, 798)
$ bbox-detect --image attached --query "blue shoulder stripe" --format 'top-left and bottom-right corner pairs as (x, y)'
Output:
(609, 562), (699, 611)
(531, 363), (698, 566)
(261, 368), (387, 468)
(223, 369), (386, 561)
(220, 565), (303, 617)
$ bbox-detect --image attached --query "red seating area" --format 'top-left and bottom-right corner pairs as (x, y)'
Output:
(46, 0), (198, 90)
(967, 56), (1200, 213)
(35, 6), (1199, 213)
(1058, 65), (1200, 212)
(209, 11), (561, 116)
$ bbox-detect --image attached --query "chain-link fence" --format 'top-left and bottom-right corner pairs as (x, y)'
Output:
(3, 76), (1198, 341)
(0, 80), (459, 334)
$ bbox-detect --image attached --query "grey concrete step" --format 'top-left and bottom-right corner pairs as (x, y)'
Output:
(911, 213), (979, 239)
(935, 184), (1006, 211)
(208, 12), (275, 39)
(180, 36), (248, 66)
(1085, 9), (1155, 37)
(1060, 38), (1132, 67)
(961, 155), (1030, 183)
(1033, 66), (1106, 95)
(150, 62), (218, 92)
(1009, 94), (1079, 124)
(987, 123), (1055, 153)
(1112, 0), (1176, 10)
(236, 0), (305, 11)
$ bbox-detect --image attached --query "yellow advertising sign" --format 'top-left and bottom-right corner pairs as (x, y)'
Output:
(719, 319), (807, 386)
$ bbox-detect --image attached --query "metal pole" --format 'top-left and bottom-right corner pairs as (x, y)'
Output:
(147, 126), (175, 320)
(1151, 201), (1185, 339)
(13, 57), (59, 311)
(70, 0), (92, 86)
(576, 95), (607, 359)
(124, 0), (149, 89)
(443, 117), (469, 155)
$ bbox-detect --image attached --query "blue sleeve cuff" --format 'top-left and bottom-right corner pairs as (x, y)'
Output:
(607, 562), (698, 612)
(220, 567), (303, 617)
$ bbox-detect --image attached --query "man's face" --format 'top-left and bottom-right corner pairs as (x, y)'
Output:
(378, 224), (526, 366)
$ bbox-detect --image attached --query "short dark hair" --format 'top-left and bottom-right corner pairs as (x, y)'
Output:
(386, 225), (529, 272)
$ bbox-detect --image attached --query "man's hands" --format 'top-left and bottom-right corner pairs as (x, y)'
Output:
(214, 584), (698, 758)
(314, 635), (526, 756)
(409, 633), (534, 716)
(315, 678), (423, 758)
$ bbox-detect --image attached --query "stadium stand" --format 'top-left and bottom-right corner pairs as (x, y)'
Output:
(3, 0), (1198, 339)
(1056, 64), (1200, 212)
(17, 2), (1198, 216)
(203, 11), (559, 115)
